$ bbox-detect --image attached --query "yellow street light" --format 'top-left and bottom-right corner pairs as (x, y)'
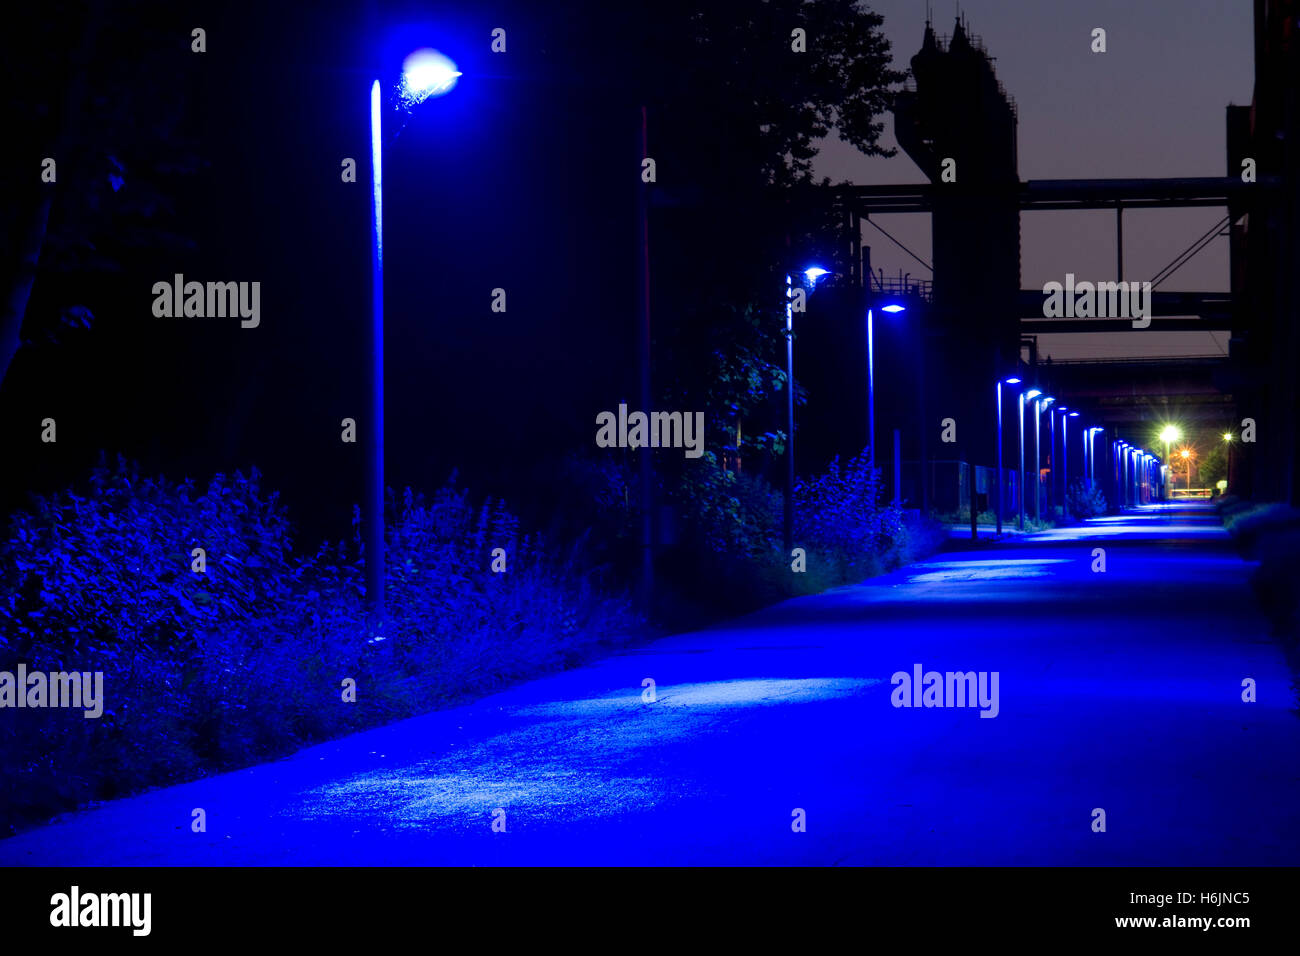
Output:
(1158, 425), (1182, 499)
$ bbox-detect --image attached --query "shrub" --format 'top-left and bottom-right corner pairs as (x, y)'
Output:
(1, 457), (303, 666)
(0, 460), (637, 834)
(794, 449), (902, 570)
(1218, 499), (1300, 644)
(1066, 479), (1108, 519)
(673, 451), (783, 559)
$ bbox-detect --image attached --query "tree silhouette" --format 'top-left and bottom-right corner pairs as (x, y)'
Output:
(0, 1), (201, 389)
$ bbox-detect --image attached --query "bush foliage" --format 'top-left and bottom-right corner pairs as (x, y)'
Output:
(0, 459), (636, 834)
(1, 447), (942, 833)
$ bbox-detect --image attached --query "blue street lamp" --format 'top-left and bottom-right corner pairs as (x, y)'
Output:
(366, 49), (460, 621)
(1117, 441), (1129, 507)
(399, 49), (461, 104)
(1019, 388), (1040, 530)
(1052, 404), (1069, 516)
(785, 264), (848, 548)
(865, 298), (908, 467)
(1085, 426), (1104, 484)
(784, 266), (828, 551)
(1034, 395), (1053, 522)
(1065, 412), (1079, 511)
(996, 377), (1021, 535)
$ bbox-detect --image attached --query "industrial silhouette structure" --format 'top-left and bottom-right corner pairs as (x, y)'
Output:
(804, 4), (1298, 515)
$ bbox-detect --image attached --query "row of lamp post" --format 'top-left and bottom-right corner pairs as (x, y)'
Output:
(994, 377), (1123, 533)
(1114, 440), (1161, 505)
(358, 45), (1190, 616)
(783, 266), (910, 550)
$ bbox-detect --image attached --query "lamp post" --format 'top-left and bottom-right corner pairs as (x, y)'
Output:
(1158, 425), (1182, 500)
(1112, 439), (1120, 504)
(1222, 431), (1235, 493)
(1044, 399), (1057, 517)
(867, 305), (874, 460)
(1135, 448), (1144, 504)
(1133, 450), (1140, 503)
(1020, 389), (1040, 529)
(1032, 397), (1042, 522)
(784, 272), (795, 552)
(1083, 427), (1091, 484)
(1095, 429), (1102, 484)
(996, 377), (1020, 536)
(1117, 442), (1126, 507)
(1054, 406), (1068, 511)
(1065, 412), (1078, 513)
(365, 49), (461, 621)
(1035, 396), (1053, 523)
(1033, 397), (1041, 523)
(1137, 449), (1145, 504)
(864, 296), (907, 465)
(782, 266), (835, 552)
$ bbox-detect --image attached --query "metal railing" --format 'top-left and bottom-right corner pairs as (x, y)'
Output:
(870, 274), (933, 303)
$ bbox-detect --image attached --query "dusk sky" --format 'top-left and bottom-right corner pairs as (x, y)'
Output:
(814, 0), (1253, 359)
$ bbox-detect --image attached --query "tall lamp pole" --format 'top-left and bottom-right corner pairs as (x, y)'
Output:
(1223, 431), (1235, 493)
(996, 377), (1020, 536)
(1065, 411), (1078, 513)
(784, 273), (795, 552)
(1021, 389), (1040, 528)
(867, 307), (875, 460)
(1033, 398), (1042, 522)
(1034, 396), (1052, 522)
(1017, 390), (1026, 531)
(368, 80), (385, 620)
(867, 299), (908, 475)
(365, 50), (461, 621)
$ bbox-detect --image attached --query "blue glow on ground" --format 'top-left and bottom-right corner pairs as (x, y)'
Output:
(3, 503), (1296, 865)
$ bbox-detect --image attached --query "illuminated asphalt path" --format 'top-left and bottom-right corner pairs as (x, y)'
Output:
(3, 503), (1298, 865)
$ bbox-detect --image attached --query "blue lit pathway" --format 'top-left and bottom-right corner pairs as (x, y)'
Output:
(3, 503), (1298, 865)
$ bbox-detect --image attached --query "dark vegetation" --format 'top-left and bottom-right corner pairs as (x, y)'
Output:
(1218, 495), (1300, 665)
(0, 446), (940, 834)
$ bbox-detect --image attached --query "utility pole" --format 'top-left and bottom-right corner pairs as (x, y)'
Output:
(636, 105), (653, 611)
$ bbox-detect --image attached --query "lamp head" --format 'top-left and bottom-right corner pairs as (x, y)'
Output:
(400, 48), (461, 106)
